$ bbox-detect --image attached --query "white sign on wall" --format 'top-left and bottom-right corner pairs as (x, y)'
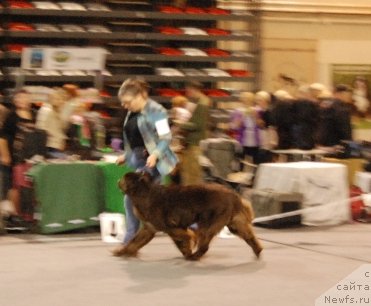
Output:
(21, 47), (106, 71)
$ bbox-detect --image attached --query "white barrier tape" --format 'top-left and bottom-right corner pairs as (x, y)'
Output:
(252, 195), (363, 224)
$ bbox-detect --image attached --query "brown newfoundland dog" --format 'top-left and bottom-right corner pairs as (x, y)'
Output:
(113, 172), (263, 261)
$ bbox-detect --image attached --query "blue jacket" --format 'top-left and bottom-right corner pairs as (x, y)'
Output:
(123, 99), (178, 176)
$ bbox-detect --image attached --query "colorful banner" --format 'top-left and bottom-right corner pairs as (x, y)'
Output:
(21, 47), (106, 71)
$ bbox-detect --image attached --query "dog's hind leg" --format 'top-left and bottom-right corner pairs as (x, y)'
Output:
(167, 228), (196, 258)
(113, 224), (156, 257)
(227, 213), (263, 258)
(186, 227), (220, 261)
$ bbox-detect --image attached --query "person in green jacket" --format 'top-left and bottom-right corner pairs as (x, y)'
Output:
(176, 81), (210, 185)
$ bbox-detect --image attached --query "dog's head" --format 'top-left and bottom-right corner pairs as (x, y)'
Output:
(118, 171), (153, 196)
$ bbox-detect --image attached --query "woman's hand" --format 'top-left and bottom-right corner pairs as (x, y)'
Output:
(116, 155), (126, 166)
(146, 154), (157, 168)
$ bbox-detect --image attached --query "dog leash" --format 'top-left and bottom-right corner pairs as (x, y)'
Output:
(252, 195), (365, 224)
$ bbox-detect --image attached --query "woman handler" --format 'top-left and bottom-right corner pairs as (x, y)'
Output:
(113, 78), (178, 255)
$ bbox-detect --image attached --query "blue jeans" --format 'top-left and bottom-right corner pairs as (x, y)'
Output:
(123, 147), (160, 245)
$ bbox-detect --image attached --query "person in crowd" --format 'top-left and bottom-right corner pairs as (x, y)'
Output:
(112, 77), (178, 254)
(229, 92), (253, 143)
(255, 91), (272, 126)
(333, 84), (354, 140)
(169, 95), (192, 152)
(36, 88), (73, 158)
(0, 90), (36, 229)
(254, 91), (275, 163)
(291, 97), (320, 150)
(317, 84), (353, 147)
(60, 84), (91, 152)
(169, 95), (192, 185)
(352, 76), (369, 117)
(308, 83), (327, 103)
(175, 81), (209, 185)
(270, 90), (295, 149)
(230, 91), (260, 164)
(0, 103), (9, 130)
(61, 84), (80, 123)
(296, 85), (312, 100)
(171, 95), (192, 123)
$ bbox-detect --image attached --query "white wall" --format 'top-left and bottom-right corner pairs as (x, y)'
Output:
(260, 13), (371, 91)
(318, 41), (371, 87)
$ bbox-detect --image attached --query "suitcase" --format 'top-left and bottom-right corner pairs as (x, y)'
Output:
(251, 189), (303, 227)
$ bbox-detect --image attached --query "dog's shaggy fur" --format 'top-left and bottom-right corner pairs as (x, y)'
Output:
(114, 172), (263, 261)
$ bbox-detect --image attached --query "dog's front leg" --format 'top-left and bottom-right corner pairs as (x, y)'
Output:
(114, 224), (156, 257)
(167, 228), (196, 259)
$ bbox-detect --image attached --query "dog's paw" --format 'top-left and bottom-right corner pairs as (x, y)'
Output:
(122, 250), (138, 257)
(111, 245), (127, 257)
(185, 253), (202, 261)
(254, 246), (263, 259)
(111, 245), (136, 255)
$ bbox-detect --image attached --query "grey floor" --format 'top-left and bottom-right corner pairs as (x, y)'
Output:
(0, 222), (370, 306)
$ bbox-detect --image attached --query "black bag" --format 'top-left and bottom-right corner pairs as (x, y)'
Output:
(20, 129), (47, 161)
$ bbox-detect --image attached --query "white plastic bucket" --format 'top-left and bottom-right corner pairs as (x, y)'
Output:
(99, 213), (125, 243)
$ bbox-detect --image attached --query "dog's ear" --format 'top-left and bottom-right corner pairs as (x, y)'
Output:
(118, 173), (134, 191)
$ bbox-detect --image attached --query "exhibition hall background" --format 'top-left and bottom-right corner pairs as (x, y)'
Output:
(222, 0), (371, 95)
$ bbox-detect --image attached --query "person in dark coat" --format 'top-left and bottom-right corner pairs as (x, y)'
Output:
(317, 84), (353, 147)
(270, 91), (295, 149)
(291, 98), (320, 150)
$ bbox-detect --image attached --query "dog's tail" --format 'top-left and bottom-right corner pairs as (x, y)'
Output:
(241, 198), (255, 222)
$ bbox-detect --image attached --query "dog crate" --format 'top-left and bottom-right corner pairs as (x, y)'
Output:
(250, 189), (303, 227)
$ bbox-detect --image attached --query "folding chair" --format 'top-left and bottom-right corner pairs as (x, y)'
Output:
(199, 137), (257, 193)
